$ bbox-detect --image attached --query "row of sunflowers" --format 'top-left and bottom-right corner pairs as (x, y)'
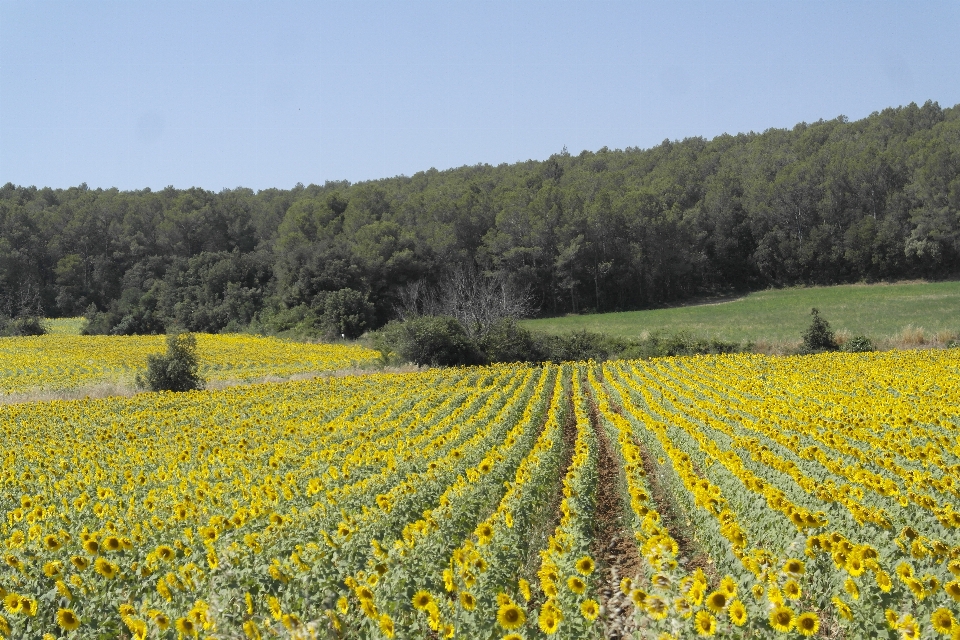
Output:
(1, 348), (959, 638)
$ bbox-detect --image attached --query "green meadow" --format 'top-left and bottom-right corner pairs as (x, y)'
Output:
(522, 281), (960, 344)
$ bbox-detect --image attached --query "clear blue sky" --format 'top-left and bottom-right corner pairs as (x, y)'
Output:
(2, 1), (959, 191)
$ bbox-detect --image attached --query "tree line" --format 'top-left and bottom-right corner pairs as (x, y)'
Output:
(2, 100), (958, 337)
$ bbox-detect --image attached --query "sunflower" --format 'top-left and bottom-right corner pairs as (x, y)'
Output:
(581, 599), (600, 621)
(43, 534), (62, 551)
(783, 580), (801, 600)
(71, 555), (90, 571)
(630, 588), (647, 607)
(831, 597), (853, 622)
(156, 545), (175, 562)
(783, 558), (805, 576)
(620, 577), (633, 595)
(336, 596), (349, 615)
(904, 577), (925, 600)
(931, 608), (954, 635)
(460, 591), (477, 611)
(476, 523), (494, 545)
(899, 614), (918, 640)
(705, 591), (727, 613)
(55, 580), (72, 601)
(43, 560), (64, 578)
(896, 562), (914, 580)
(498, 602), (526, 630)
(4, 555), (21, 569)
(651, 572), (671, 589)
(769, 605), (795, 632)
(412, 590), (433, 611)
(3, 594), (22, 615)
(175, 617), (198, 637)
(796, 612), (819, 636)
(103, 536), (122, 552)
(719, 575), (737, 597)
(876, 570), (893, 593)
(503, 635), (523, 640)
(728, 600), (747, 626)
(83, 539), (100, 555)
(945, 580), (960, 602)
(538, 604), (562, 635)
(57, 608), (81, 631)
(567, 576), (586, 595)
(518, 578), (531, 601)
(645, 595), (668, 620)
(673, 596), (693, 619)
(885, 609), (900, 629)
(150, 611), (171, 630)
(694, 610), (716, 636)
(94, 557), (118, 579)
(844, 578), (859, 600)
(20, 597), (37, 617)
(576, 556), (595, 575)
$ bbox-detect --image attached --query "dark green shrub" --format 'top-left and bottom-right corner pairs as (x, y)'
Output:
(0, 315), (46, 336)
(137, 332), (205, 392)
(320, 288), (375, 339)
(374, 316), (481, 367)
(534, 329), (611, 363)
(800, 308), (838, 354)
(842, 335), (875, 353)
(479, 318), (543, 363)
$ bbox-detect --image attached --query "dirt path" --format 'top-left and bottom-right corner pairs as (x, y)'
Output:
(582, 373), (645, 640)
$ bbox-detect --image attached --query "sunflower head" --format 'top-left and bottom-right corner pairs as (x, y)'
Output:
(580, 599), (600, 621)
(459, 591), (476, 611)
(705, 591), (727, 613)
(769, 605), (795, 632)
(796, 612), (819, 636)
(498, 602), (526, 630)
(576, 556), (595, 575)
(930, 608), (954, 635)
(412, 590), (432, 611)
(694, 610), (716, 636)
(567, 576), (586, 595)
(56, 608), (81, 631)
(728, 600), (747, 626)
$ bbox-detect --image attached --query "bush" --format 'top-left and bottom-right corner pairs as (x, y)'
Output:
(535, 330), (612, 363)
(842, 335), (875, 353)
(800, 308), (838, 354)
(0, 315), (46, 336)
(479, 318), (543, 363)
(374, 316), (482, 367)
(137, 332), (205, 392)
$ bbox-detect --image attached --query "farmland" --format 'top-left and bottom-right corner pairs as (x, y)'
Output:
(0, 334), (379, 396)
(1, 348), (958, 638)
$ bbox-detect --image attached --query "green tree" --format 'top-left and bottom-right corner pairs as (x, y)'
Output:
(137, 332), (205, 392)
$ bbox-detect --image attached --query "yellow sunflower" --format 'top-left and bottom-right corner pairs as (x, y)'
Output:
(412, 590), (433, 611)
(796, 612), (819, 637)
(56, 608), (81, 631)
(769, 605), (795, 632)
(576, 556), (595, 576)
(567, 576), (586, 595)
(498, 602), (526, 630)
(694, 610), (716, 636)
(705, 590), (727, 613)
(580, 599), (600, 621)
(931, 608), (954, 635)
(728, 600), (747, 626)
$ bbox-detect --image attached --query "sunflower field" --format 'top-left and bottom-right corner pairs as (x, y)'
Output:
(0, 334), (379, 395)
(1, 348), (959, 639)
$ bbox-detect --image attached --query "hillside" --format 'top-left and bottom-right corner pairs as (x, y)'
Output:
(2, 100), (959, 337)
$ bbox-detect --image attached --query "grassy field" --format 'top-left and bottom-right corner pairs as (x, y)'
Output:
(522, 280), (960, 345)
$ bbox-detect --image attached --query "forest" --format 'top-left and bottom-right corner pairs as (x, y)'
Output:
(1, 100), (959, 336)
